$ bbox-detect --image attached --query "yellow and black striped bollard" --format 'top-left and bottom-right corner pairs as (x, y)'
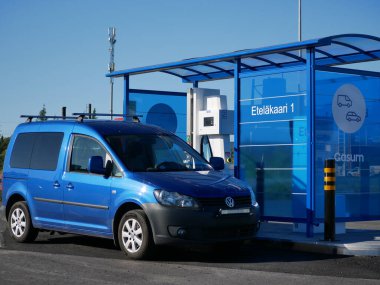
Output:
(324, 159), (336, 241)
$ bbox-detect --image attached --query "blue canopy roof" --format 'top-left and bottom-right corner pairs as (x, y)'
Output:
(107, 34), (380, 83)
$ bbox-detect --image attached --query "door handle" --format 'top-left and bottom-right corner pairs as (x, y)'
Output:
(53, 181), (60, 189)
(66, 183), (74, 191)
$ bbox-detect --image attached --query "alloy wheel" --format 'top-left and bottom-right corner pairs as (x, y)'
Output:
(121, 218), (143, 253)
(10, 208), (26, 238)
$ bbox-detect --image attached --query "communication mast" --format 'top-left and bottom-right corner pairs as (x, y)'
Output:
(298, 0), (302, 41)
(108, 27), (116, 119)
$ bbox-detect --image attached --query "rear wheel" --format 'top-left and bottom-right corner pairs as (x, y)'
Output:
(118, 210), (153, 259)
(8, 202), (38, 243)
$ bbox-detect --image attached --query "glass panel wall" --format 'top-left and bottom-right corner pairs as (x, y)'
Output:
(315, 70), (380, 220)
(129, 91), (187, 140)
(239, 69), (307, 219)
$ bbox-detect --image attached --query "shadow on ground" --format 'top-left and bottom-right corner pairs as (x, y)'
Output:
(2, 229), (341, 264)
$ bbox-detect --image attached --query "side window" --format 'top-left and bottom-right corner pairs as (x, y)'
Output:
(30, 133), (64, 171)
(69, 135), (123, 177)
(200, 135), (213, 162)
(10, 132), (63, 170)
(10, 133), (37, 169)
(70, 136), (107, 173)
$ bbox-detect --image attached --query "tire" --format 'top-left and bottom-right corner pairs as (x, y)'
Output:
(8, 201), (38, 243)
(118, 210), (153, 260)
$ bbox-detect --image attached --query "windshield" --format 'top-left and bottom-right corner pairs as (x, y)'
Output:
(105, 134), (213, 172)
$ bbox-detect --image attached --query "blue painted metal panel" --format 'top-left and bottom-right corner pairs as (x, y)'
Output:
(128, 90), (187, 140)
(239, 66), (307, 79)
(239, 69), (307, 220)
(315, 65), (380, 78)
(306, 48), (316, 237)
(315, 70), (380, 221)
(234, 59), (241, 178)
(123, 75), (129, 118)
(129, 89), (186, 96)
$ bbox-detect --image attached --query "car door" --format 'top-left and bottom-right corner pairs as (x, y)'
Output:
(28, 131), (67, 229)
(61, 134), (113, 235)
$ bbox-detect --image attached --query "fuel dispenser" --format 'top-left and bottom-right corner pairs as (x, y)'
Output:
(186, 88), (234, 169)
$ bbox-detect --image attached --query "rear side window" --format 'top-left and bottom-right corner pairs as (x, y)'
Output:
(30, 133), (64, 170)
(10, 132), (64, 171)
(10, 133), (36, 168)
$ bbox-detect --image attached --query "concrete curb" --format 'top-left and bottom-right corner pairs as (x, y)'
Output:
(255, 236), (380, 257)
(255, 237), (342, 256)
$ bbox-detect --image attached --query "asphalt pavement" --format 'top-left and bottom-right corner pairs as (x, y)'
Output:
(1, 205), (380, 284)
(1, 249), (380, 285)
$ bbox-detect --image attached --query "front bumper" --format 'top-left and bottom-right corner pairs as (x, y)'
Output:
(143, 203), (260, 245)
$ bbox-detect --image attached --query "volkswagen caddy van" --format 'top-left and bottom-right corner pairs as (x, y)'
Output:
(2, 119), (260, 259)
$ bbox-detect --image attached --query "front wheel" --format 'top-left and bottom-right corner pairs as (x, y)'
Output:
(118, 210), (153, 259)
(8, 202), (38, 243)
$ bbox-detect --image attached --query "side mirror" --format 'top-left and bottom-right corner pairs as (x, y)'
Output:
(209, 157), (225, 171)
(104, 160), (113, 178)
(88, 156), (106, 175)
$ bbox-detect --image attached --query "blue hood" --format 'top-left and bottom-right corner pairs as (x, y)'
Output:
(132, 170), (251, 198)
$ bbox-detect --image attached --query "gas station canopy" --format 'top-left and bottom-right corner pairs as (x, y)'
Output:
(107, 34), (380, 83)
(106, 34), (380, 233)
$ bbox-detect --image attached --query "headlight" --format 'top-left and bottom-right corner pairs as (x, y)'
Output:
(248, 187), (259, 207)
(154, 190), (199, 209)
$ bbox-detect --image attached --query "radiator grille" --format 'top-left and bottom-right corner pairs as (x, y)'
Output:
(197, 196), (251, 208)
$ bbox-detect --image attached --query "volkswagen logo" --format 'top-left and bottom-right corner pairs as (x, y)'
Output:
(225, 197), (235, 208)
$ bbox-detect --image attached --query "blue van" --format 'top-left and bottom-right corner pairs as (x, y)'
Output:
(2, 119), (260, 259)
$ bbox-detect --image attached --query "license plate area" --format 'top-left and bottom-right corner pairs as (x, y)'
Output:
(219, 208), (250, 215)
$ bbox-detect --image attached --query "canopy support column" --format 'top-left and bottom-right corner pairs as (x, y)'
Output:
(306, 48), (316, 237)
(234, 59), (241, 178)
(123, 75), (130, 120)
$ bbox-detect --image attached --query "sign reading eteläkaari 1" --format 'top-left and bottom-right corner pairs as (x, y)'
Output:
(240, 94), (306, 123)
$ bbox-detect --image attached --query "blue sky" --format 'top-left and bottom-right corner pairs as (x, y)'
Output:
(1, 0), (380, 136)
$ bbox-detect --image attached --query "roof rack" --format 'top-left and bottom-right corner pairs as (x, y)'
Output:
(21, 113), (142, 123)
(20, 115), (78, 123)
(72, 113), (142, 123)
